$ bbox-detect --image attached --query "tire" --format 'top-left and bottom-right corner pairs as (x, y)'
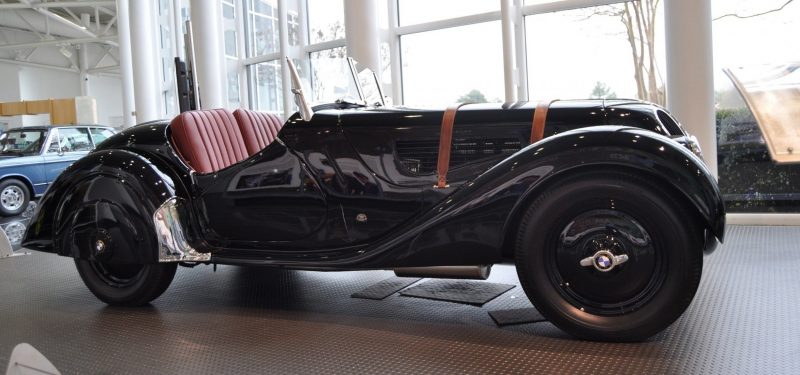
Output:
(74, 259), (177, 306)
(515, 171), (702, 342)
(0, 179), (30, 216)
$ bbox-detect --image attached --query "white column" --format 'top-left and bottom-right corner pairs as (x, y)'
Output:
(387, 0), (402, 104)
(235, 0), (249, 109)
(172, 0), (185, 62)
(79, 14), (91, 97)
(78, 45), (90, 96)
(500, 0), (517, 103)
(129, 0), (160, 122)
(343, 0), (380, 73)
(190, 0), (226, 109)
(116, 0), (135, 126)
(513, 0), (528, 101)
(665, 0), (717, 176)
(278, 0), (292, 119)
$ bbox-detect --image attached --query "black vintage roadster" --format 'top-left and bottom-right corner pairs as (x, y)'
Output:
(21, 60), (724, 341)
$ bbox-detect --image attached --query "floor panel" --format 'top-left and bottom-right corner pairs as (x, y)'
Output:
(0, 225), (798, 374)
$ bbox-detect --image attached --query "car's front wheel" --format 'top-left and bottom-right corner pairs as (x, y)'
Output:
(515, 171), (703, 341)
(74, 259), (177, 306)
(0, 179), (29, 216)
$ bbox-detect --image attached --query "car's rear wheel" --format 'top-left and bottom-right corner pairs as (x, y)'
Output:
(74, 259), (177, 306)
(0, 179), (29, 216)
(515, 171), (703, 341)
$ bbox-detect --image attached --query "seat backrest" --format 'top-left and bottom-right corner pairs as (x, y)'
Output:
(232, 108), (284, 155)
(169, 108), (249, 174)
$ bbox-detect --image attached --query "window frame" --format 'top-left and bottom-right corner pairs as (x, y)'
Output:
(44, 129), (62, 155)
(233, 0), (346, 119)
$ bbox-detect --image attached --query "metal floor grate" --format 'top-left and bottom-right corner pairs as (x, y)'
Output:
(0, 225), (798, 374)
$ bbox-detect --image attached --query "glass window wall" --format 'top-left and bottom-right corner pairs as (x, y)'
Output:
(307, 0), (345, 44)
(249, 60), (283, 113)
(310, 47), (355, 103)
(525, 2), (665, 103)
(400, 21), (504, 107)
(398, 0), (498, 26)
(246, 0), (279, 57)
(712, 0), (800, 212)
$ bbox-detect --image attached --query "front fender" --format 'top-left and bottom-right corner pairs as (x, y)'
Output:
(373, 126), (724, 267)
(505, 126), (726, 242)
(22, 149), (177, 263)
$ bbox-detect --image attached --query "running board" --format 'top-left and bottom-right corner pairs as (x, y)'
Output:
(393, 265), (492, 280)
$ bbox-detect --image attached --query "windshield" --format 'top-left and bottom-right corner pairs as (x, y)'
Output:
(0, 130), (46, 156)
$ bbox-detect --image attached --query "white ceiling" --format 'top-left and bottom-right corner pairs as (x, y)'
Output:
(0, 0), (119, 73)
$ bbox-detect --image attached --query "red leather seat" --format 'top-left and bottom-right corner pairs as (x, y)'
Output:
(169, 108), (249, 174)
(233, 108), (284, 155)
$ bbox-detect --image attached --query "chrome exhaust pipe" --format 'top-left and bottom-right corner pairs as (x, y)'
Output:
(393, 265), (492, 280)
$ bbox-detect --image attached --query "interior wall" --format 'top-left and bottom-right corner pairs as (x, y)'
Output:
(18, 67), (81, 126)
(0, 63), (22, 130)
(0, 64), (123, 128)
(88, 75), (125, 128)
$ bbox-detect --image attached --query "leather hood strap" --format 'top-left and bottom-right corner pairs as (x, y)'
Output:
(531, 100), (556, 143)
(436, 102), (470, 189)
(436, 100), (554, 189)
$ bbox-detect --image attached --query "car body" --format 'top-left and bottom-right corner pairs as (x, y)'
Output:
(0, 125), (116, 216)
(21, 62), (724, 342)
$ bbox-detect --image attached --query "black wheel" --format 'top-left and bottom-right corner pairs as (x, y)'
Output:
(0, 179), (29, 216)
(74, 259), (177, 306)
(515, 171), (702, 341)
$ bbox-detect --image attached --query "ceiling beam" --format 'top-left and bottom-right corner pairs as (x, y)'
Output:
(99, 15), (116, 36)
(0, 1), (116, 9)
(61, 7), (82, 25)
(22, 46), (38, 60)
(96, 6), (114, 16)
(0, 35), (117, 50)
(87, 64), (118, 73)
(0, 57), (78, 72)
(91, 44), (118, 68)
(14, 0), (118, 47)
(14, 10), (44, 40)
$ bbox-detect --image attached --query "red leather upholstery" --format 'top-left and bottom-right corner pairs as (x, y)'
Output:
(169, 108), (249, 174)
(233, 108), (284, 155)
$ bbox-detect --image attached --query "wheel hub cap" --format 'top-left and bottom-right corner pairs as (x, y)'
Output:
(579, 250), (629, 272)
(95, 240), (106, 253)
(551, 209), (661, 315)
(1, 186), (23, 211)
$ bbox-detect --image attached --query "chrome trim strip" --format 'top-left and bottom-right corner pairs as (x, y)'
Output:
(154, 197), (210, 262)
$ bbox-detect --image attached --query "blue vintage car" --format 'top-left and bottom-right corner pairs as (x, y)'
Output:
(0, 125), (116, 216)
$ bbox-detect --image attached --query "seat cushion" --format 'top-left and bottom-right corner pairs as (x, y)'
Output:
(233, 108), (284, 155)
(169, 108), (249, 174)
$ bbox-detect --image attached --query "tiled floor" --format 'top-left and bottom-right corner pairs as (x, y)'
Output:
(0, 226), (798, 374)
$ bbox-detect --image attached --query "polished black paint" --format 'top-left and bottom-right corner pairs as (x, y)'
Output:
(552, 209), (661, 315)
(24, 148), (177, 264)
(23, 100), (724, 268)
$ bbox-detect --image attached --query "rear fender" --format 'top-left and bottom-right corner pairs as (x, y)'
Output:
(23, 149), (185, 264)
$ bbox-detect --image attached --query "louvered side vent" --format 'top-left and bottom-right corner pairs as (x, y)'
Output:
(396, 138), (523, 174)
